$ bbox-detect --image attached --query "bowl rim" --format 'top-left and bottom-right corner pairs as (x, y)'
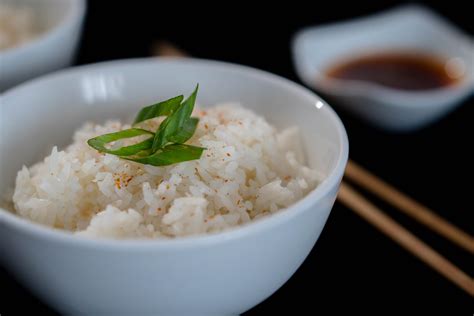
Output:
(0, 57), (349, 249)
(0, 0), (86, 57)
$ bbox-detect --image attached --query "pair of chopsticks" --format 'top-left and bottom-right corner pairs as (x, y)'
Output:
(340, 161), (473, 296)
(152, 41), (474, 296)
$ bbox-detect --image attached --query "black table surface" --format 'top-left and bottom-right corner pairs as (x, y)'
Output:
(2, 1), (472, 314)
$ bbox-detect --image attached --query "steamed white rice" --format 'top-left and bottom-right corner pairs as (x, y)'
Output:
(12, 104), (324, 239)
(0, 3), (38, 51)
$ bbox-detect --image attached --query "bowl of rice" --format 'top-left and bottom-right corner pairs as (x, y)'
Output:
(0, 0), (86, 91)
(0, 58), (348, 315)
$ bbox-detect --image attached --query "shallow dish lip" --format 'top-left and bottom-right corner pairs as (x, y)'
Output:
(0, 0), (86, 57)
(0, 57), (349, 249)
(291, 4), (474, 105)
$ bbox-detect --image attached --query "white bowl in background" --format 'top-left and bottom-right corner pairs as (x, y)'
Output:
(0, 0), (86, 91)
(292, 5), (474, 132)
(0, 58), (348, 315)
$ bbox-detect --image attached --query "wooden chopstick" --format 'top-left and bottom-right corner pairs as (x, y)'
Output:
(152, 40), (474, 296)
(345, 160), (474, 253)
(152, 41), (188, 58)
(338, 182), (474, 296)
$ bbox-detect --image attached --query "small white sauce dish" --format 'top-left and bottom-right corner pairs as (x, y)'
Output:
(0, 0), (86, 91)
(292, 5), (474, 131)
(0, 58), (348, 315)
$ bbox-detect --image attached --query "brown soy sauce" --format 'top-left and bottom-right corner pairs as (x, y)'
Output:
(326, 52), (458, 91)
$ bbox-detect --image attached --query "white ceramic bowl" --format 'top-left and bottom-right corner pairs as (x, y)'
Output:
(0, 58), (348, 315)
(0, 0), (86, 91)
(292, 5), (474, 131)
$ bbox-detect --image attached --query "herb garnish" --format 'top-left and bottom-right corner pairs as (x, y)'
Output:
(87, 85), (205, 166)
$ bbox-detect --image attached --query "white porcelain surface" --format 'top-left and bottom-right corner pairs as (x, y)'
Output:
(0, 58), (348, 315)
(292, 5), (474, 131)
(0, 0), (86, 91)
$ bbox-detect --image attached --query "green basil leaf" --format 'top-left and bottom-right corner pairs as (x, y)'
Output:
(132, 95), (183, 125)
(87, 86), (204, 167)
(168, 117), (199, 144)
(87, 128), (154, 156)
(152, 84), (198, 151)
(126, 144), (205, 166)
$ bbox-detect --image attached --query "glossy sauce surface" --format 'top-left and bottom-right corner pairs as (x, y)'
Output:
(326, 53), (457, 90)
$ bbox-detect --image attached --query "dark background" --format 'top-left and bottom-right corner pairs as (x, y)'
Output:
(2, 1), (472, 314)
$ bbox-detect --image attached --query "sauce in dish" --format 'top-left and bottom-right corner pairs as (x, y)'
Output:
(326, 52), (460, 91)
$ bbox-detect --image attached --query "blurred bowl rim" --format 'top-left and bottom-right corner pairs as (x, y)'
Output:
(0, 0), (87, 57)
